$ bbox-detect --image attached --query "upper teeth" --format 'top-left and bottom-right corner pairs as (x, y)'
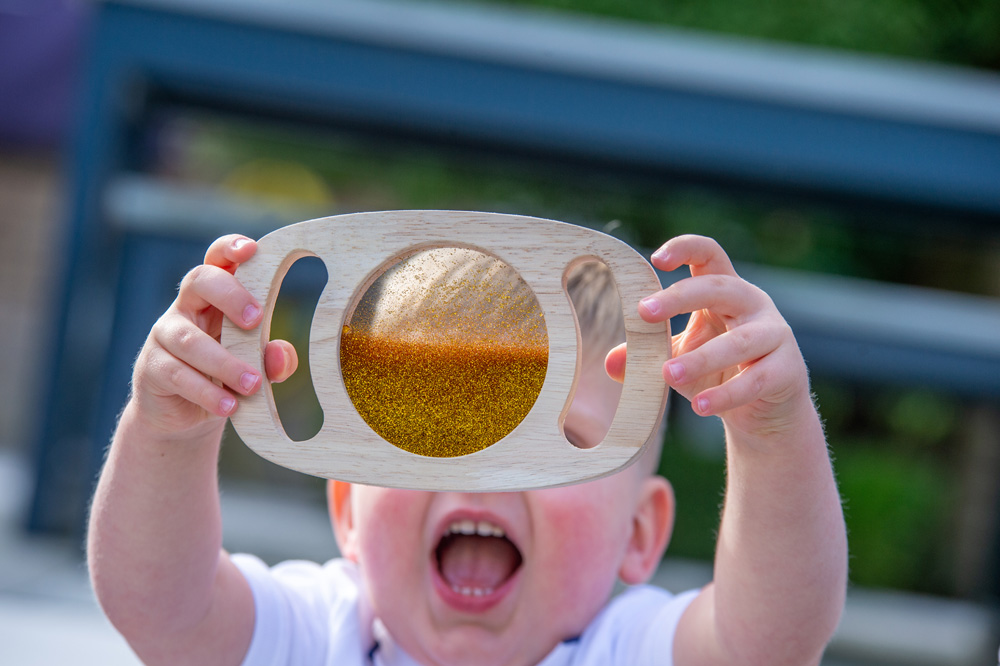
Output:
(447, 519), (505, 538)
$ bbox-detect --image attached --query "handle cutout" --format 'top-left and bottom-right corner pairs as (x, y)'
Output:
(561, 257), (625, 449)
(340, 246), (549, 457)
(271, 255), (327, 442)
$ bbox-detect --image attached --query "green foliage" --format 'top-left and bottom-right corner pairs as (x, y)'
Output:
(658, 435), (726, 562)
(835, 444), (954, 593)
(473, 0), (1000, 69)
(883, 390), (959, 446)
(660, 421), (958, 595)
(662, 381), (962, 594)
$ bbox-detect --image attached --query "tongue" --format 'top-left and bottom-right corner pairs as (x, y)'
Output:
(438, 535), (521, 590)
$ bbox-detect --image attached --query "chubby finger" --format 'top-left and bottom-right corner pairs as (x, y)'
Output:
(604, 342), (627, 384)
(176, 264), (263, 331)
(639, 274), (768, 323)
(204, 234), (257, 274)
(264, 340), (298, 383)
(650, 235), (738, 277)
(154, 314), (262, 396)
(663, 319), (787, 387)
(143, 346), (240, 417)
(690, 353), (798, 417)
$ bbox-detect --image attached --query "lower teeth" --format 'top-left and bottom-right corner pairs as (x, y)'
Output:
(454, 585), (492, 597)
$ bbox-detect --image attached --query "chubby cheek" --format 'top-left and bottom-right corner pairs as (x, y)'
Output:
(530, 486), (631, 622)
(352, 489), (431, 607)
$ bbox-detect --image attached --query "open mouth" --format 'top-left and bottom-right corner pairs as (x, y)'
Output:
(434, 519), (523, 598)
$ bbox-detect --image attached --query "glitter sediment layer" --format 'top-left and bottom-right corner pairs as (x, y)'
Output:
(340, 327), (548, 457)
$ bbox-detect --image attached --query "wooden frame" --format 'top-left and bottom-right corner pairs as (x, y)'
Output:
(222, 211), (670, 490)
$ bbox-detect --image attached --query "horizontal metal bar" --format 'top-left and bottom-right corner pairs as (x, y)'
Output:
(109, 0), (1000, 136)
(95, 0), (1000, 218)
(107, 174), (1000, 395)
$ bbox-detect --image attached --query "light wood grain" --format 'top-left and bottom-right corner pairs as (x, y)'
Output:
(221, 211), (670, 490)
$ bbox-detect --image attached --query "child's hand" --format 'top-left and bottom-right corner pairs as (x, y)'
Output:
(129, 235), (298, 436)
(608, 235), (812, 440)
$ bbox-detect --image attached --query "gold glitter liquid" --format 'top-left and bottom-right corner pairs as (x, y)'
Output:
(340, 326), (548, 457)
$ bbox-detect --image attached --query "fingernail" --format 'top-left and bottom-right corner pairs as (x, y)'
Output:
(233, 238), (251, 251)
(240, 372), (260, 393)
(220, 397), (237, 415)
(651, 248), (670, 264)
(640, 297), (661, 316)
(666, 360), (685, 382)
(696, 397), (710, 415)
(243, 303), (261, 325)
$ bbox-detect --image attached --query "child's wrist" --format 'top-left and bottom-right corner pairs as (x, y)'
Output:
(119, 399), (227, 449)
(721, 388), (823, 453)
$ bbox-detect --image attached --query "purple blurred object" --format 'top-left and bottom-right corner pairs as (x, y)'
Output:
(0, 0), (91, 148)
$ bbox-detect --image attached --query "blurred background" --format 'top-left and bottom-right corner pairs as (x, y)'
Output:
(1, 0), (999, 663)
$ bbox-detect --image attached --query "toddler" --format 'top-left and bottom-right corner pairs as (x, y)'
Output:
(88, 232), (847, 665)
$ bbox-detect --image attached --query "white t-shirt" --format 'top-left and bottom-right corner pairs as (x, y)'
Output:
(233, 554), (699, 666)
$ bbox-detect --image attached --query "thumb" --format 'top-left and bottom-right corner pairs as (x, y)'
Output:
(604, 343), (627, 384)
(264, 340), (298, 383)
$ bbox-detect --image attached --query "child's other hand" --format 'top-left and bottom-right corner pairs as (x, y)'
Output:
(130, 235), (298, 436)
(607, 235), (812, 440)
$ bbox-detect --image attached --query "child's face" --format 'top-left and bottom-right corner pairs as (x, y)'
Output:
(330, 357), (672, 666)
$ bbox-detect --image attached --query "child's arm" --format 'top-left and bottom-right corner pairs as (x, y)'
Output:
(87, 235), (297, 665)
(618, 235), (848, 666)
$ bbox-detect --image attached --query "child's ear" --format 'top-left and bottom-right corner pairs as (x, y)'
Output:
(327, 480), (360, 561)
(619, 476), (675, 585)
